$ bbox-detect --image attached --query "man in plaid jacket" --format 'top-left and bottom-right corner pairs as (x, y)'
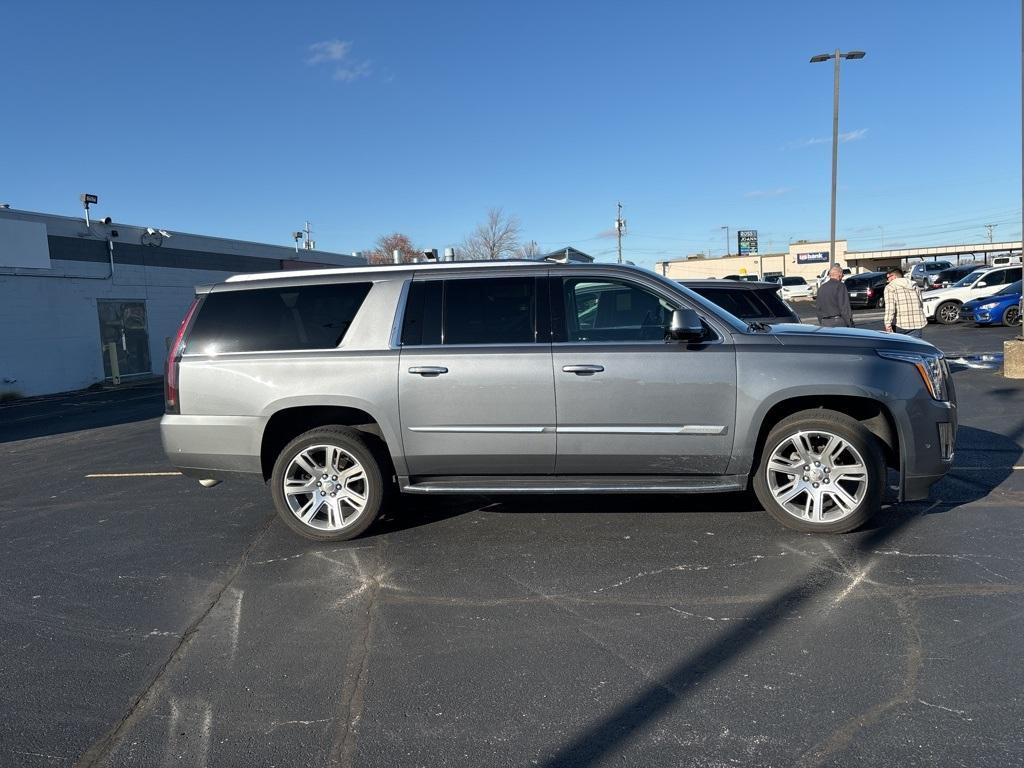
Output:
(883, 267), (928, 338)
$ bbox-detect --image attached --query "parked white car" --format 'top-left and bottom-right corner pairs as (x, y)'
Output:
(772, 275), (814, 300)
(810, 266), (851, 297)
(921, 265), (1023, 324)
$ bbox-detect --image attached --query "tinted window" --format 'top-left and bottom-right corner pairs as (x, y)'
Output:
(690, 287), (796, 322)
(187, 282), (371, 353)
(988, 268), (1022, 286)
(444, 277), (536, 344)
(563, 278), (673, 342)
(781, 277), (806, 286)
(400, 281), (443, 346)
(402, 277), (536, 346)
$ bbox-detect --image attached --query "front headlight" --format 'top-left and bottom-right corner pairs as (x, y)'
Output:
(978, 302), (998, 310)
(877, 350), (949, 401)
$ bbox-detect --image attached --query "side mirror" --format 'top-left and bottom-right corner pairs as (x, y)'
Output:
(669, 308), (704, 341)
(975, 282), (988, 288)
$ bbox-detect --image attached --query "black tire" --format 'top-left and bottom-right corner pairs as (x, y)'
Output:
(935, 301), (960, 325)
(270, 426), (387, 542)
(752, 409), (885, 534)
(1003, 305), (1021, 327)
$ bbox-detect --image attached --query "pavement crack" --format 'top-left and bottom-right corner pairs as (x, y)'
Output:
(329, 541), (387, 768)
(795, 590), (924, 767)
(73, 511), (276, 768)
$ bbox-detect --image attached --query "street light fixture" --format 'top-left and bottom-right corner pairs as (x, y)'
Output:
(809, 49), (866, 265)
(721, 225), (730, 257)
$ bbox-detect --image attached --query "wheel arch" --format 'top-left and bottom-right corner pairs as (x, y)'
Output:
(260, 404), (399, 481)
(749, 395), (900, 476)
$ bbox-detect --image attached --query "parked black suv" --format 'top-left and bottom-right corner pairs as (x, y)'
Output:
(844, 272), (888, 309)
(681, 280), (800, 324)
(931, 264), (981, 289)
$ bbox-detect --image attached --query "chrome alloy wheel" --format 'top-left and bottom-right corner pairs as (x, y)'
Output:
(937, 302), (960, 323)
(765, 430), (869, 524)
(282, 444), (369, 531)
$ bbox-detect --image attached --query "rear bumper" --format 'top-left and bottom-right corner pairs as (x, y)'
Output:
(848, 295), (876, 308)
(160, 414), (263, 477)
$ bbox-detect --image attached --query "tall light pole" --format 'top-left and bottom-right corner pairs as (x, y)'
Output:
(810, 49), (865, 264)
(721, 225), (730, 257)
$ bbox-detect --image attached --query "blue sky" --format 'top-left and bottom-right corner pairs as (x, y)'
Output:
(2, 0), (1020, 269)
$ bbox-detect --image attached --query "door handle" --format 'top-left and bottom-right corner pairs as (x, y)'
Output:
(408, 366), (448, 376)
(562, 364), (604, 375)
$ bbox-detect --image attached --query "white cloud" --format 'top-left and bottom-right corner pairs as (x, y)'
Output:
(787, 128), (868, 149)
(307, 40), (351, 65)
(333, 60), (372, 82)
(306, 40), (374, 83)
(744, 187), (793, 199)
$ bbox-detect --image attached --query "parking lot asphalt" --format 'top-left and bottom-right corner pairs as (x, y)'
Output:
(1, 322), (1023, 767)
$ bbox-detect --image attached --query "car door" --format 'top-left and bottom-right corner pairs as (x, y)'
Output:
(550, 272), (737, 475)
(398, 272), (556, 476)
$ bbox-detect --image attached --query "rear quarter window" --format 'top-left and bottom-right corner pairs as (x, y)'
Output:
(186, 282), (372, 353)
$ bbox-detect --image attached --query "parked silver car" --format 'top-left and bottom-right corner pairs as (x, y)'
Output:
(162, 262), (957, 540)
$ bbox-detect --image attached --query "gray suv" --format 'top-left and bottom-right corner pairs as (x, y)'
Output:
(161, 262), (957, 540)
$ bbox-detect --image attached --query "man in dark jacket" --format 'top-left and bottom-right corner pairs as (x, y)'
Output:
(815, 265), (854, 327)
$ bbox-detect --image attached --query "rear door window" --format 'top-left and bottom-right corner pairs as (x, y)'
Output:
(187, 282), (372, 353)
(401, 276), (540, 346)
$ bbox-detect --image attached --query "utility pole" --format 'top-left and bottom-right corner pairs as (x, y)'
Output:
(615, 202), (626, 264)
(721, 226), (730, 257)
(303, 221), (315, 250)
(984, 223), (997, 243)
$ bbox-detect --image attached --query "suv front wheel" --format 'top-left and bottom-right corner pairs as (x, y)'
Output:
(270, 426), (386, 541)
(935, 300), (960, 324)
(753, 410), (885, 533)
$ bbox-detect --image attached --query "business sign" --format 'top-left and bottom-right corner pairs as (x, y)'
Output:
(737, 230), (758, 256)
(796, 251), (830, 264)
(0, 218), (52, 269)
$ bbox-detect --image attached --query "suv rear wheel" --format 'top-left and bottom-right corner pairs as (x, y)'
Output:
(753, 410), (885, 533)
(270, 426), (386, 541)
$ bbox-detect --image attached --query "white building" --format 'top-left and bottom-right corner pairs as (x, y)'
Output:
(656, 240), (850, 282)
(0, 207), (364, 398)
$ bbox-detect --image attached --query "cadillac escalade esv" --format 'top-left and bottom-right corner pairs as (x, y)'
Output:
(161, 261), (956, 540)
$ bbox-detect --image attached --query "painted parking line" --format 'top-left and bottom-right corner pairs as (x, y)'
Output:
(954, 466), (1024, 471)
(86, 472), (183, 478)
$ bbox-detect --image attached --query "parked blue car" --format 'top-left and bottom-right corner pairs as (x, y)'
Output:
(961, 280), (1022, 326)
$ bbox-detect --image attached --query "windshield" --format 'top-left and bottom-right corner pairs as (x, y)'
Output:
(995, 280), (1022, 296)
(781, 277), (806, 286)
(952, 270), (985, 288)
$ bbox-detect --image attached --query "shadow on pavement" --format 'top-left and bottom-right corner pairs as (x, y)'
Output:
(366, 494), (491, 537)
(537, 425), (1019, 768)
(0, 382), (164, 443)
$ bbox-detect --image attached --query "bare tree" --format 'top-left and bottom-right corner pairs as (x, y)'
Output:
(516, 239), (541, 259)
(367, 232), (419, 264)
(459, 208), (522, 260)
